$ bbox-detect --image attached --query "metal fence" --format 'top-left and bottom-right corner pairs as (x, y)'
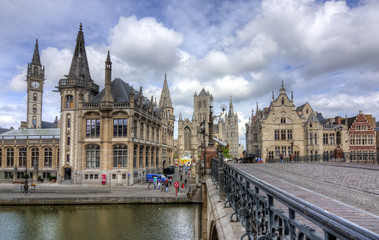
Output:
(210, 160), (378, 240)
(267, 152), (379, 164)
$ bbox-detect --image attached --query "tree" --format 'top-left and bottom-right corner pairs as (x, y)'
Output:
(222, 146), (232, 159)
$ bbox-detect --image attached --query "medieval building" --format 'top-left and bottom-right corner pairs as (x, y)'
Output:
(177, 89), (239, 162)
(0, 24), (175, 185)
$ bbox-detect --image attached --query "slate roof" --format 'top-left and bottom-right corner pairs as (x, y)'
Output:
(92, 78), (136, 103)
(41, 121), (58, 129)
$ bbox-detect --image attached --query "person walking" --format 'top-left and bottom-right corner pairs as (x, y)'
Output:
(184, 178), (188, 186)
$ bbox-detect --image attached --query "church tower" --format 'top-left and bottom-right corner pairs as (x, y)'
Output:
(224, 96), (239, 158)
(26, 39), (45, 128)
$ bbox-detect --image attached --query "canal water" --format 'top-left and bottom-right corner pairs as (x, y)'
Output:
(0, 204), (201, 240)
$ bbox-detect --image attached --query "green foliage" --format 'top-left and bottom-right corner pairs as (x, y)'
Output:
(222, 147), (232, 159)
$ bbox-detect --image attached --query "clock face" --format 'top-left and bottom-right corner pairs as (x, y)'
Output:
(31, 81), (40, 88)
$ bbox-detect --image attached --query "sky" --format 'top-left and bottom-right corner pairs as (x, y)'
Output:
(0, 0), (379, 147)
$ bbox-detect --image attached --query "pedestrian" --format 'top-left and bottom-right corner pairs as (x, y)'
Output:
(161, 182), (164, 191)
(169, 178), (172, 185)
(158, 181), (161, 189)
(184, 178), (187, 186)
(181, 183), (184, 190)
(180, 174), (183, 181)
(280, 153), (284, 163)
(165, 182), (168, 192)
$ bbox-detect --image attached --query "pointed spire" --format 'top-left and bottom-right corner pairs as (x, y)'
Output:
(32, 39), (41, 65)
(228, 96), (234, 117)
(101, 50), (114, 103)
(67, 23), (92, 82)
(159, 73), (173, 109)
(179, 112), (183, 122)
(280, 80), (286, 94)
(192, 112), (197, 121)
(256, 102), (259, 113)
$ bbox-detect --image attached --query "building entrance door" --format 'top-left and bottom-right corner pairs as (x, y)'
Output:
(64, 168), (71, 180)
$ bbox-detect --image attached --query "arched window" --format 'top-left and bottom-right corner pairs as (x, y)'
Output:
(44, 148), (52, 167)
(281, 97), (284, 104)
(32, 116), (36, 127)
(184, 127), (191, 151)
(33, 105), (37, 114)
(281, 117), (286, 124)
(33, 93), (37, 102)
(67, 115), (71, 128)
(86, 145), (100, 168)
(19, 147), (27, 167)
(66, 95), (73, 108)
(31, 147), (39, 167)
(33, 66), (38, 74)
(113, 145), (127, 168)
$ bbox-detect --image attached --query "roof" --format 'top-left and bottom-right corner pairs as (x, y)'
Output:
(0, 128), (60, 139)
(41, 121), (58, 129)
(0, 128), (10, 134)
(92, 78), (136, 103)
(198, 88), (209, 96)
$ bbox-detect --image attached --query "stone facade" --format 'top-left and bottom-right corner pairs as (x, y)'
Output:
(245, 82), (352, 161)
(177, 90), (239, 162)
(0, 24), (175, 185)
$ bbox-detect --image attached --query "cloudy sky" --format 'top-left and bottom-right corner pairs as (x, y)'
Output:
(1, 0), (378, 146)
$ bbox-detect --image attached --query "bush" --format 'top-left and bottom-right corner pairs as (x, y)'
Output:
(38, 176), (44, 183)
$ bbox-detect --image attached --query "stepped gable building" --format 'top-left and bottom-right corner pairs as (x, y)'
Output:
(245, 82), (352, 161)
(177, 88), (239, 161)
(0, 24), (175, 184)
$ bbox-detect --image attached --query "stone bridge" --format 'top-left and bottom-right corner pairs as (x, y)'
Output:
(198, 157), (379, 240)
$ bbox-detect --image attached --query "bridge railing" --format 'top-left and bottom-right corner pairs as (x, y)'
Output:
(267, 152), (379, 164)
(221, 163), (378, 240)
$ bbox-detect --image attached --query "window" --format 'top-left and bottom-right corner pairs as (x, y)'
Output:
(133, 120), (138, 138)
(281, 117), (286, 124)
(275, 146), (280, 157)
(314, 133), (317, 144)
(184, 127), (191, 150)
(67, 117), (71, 128)
(323, 133), (328, 144)
(44, 148), (52, 167)
(86, 145), (100, 168)
(281, 146), (286, 156)
(269, 151), (274, 160)
(67, 136), (70, 146)
(140, 123), (144, 139)
(33, 105), (37, 114)
(86, 119), (100, 137)
(33, 93), (37, 102)
(32, 117), (36, 127)
(139, 146), (144, 167)
(281, 130), (286, 140)
(309, 133), (313, 145)
(145, 147), (149, 166)
(66, 95), (73, 108)
(330, 133), (335, 144)
(67, 154), (70, 163)
(146, 125), (150, 140)
(57, 148), (60, 166)
(113, 119), (128, 137)
(281, 97), (284, 104)
(274, 130), (279, 140)
(6, 148), (14, 167)
(113, 145), (127, 168)
(19, 147), (27, 167)
(31, 148), (39, 167)
(152, 128), (155, 142)
(287, 129), (292, 140)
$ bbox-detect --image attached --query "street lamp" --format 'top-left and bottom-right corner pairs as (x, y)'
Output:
(289, 139), (294, 162)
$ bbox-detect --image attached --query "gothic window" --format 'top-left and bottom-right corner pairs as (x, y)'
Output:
(281, 130), (286, 140)
(113, 145), (127, 168)
(309, 133), (313, 145)
(275, 146), (280, 157)
(314, 133), (317, 144)
(152, 128), (155, 142)
(66, 95), (73, 108)
(44, 148), (52, 167)
(281, 117), (286, 124)
(147, 125), (150, 140)
(86, 145), (100, 168)
(274, 130), (279, 140)
(281, 97), (284, 104)
(31, 147), (39, 167)
(67, 136), (70, 146)
(33, 66), (38, 73)
(140, 123), (144, 140)
(32, 117), (36, 127)
(156, 129), (159, 143)
(33, 105), (37, 114)
(33, 93), (37, 102)
(184, 127), (191, 151)
(145, 147), (149, 166)
(330, 133), (335, 144)
(6, 148), (14, 167)
(19, 147), (27, 167)
(323, 133), (328, 144)
(281, 146), (286, 156)
(139, 146), (144, 167)
(86, 119), (100, 137)
(67, 115), (71, 128)
(133, 120), (138, 138)
(113, 119), (128, 137)
(287, 129), (292, 140)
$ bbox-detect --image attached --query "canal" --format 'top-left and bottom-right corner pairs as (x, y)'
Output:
(0, 204), (201, 240)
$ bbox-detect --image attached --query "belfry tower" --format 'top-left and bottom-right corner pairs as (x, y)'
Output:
(26, 39), (45, 128)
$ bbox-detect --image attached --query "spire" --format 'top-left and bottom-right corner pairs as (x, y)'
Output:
(192, 112), (197, 121)
(291, 91), (293, 102)
(179, 112), (183, 122)
(228, 96), (234, 117)
(280, 80), (286, 94)
(101, 51), (114, 103)
(159, 73), (173, 109)
(67, 23), (92, 82)
(32, 39), (41, 65)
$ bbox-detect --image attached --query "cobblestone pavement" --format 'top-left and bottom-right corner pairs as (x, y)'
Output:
(231, 162), (379, 235)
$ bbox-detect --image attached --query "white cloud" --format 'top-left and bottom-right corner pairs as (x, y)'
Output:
(108, 16), (183, 71)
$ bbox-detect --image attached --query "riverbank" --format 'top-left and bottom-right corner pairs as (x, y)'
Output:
(0, 179), (198, 205)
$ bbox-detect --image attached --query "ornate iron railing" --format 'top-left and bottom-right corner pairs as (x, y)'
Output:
(221, 163), (378, 240)
(211, 158), (219, 188)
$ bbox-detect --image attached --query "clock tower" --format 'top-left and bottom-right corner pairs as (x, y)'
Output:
(26, 39), (45, 128)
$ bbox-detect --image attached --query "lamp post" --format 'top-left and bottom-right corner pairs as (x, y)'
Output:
(289, 139), (294, 162)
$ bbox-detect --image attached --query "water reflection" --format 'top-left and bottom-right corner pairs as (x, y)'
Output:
(0, 204), (201, 240)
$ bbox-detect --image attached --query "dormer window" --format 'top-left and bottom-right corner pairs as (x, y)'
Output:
(281, 97), (284, 104)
